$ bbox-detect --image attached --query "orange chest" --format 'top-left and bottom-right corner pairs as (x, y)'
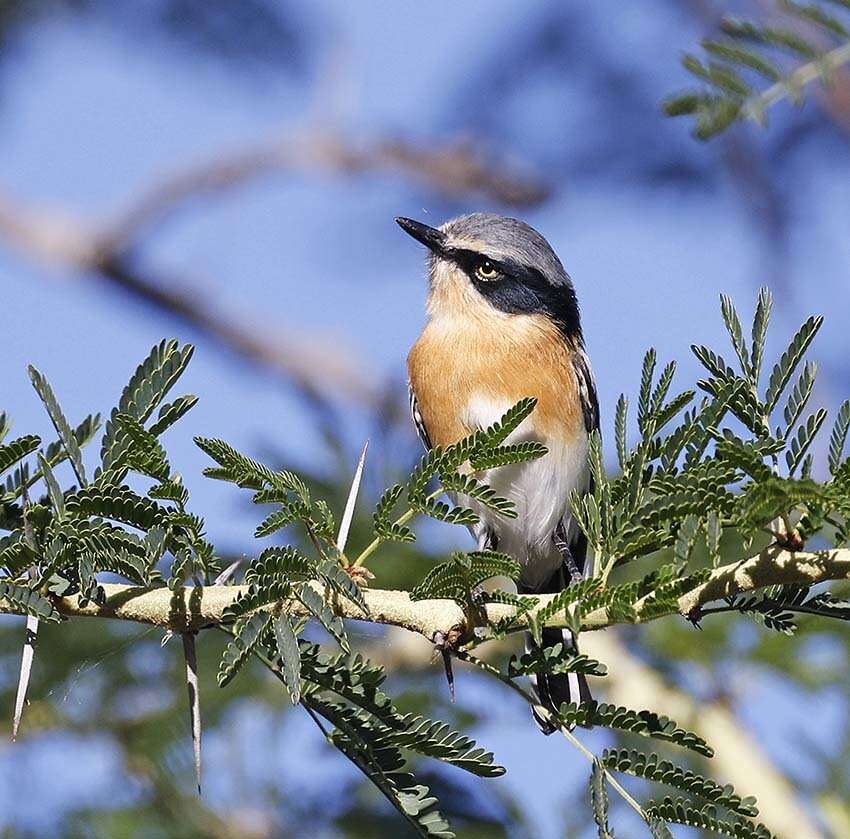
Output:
(407, 313), (583, 448)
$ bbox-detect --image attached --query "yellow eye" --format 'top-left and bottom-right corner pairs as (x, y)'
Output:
(475, 260), (498, 280)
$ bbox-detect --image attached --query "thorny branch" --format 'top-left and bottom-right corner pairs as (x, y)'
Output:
(3, 547), (847, 642)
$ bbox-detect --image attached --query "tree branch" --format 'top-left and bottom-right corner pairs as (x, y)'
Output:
(0, 132), (548, 406)
(2, 547), (847, 640)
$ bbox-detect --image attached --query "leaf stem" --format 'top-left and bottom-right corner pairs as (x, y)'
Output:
(351, 488), (443, 569)
(455, 650), (646, 821)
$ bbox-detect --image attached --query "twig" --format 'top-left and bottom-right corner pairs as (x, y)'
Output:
(455, 650), (646, 821)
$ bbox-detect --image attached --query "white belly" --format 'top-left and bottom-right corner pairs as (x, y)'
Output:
(459, 394), (589, 591)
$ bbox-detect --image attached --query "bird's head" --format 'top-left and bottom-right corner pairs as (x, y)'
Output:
(396, 213), (581, 340)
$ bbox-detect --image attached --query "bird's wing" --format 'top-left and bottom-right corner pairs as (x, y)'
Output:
(408, 381), (433, 450)
(572, 347), (600, 434)
(557, 347), (599, 578)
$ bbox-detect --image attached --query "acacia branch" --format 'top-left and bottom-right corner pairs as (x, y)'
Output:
(2, 547), (848, 640)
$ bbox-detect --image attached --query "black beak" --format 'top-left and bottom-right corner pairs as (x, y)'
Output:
(395, 217), (447, 255)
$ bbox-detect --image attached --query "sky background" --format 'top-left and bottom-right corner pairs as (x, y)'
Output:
(1, 2), (849, 837)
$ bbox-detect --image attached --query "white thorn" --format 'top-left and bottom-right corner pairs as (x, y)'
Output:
(337, 441), (368, 555)
(214, 560), (241, 586)
(182, 632), (202, 795)
(12, 616), (39, 740)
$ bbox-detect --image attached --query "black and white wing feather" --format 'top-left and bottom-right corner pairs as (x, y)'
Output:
(408, 382), (432, 451)
(572, 347), (600, 434)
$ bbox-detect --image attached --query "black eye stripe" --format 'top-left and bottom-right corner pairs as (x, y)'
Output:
(447, 249), (510, 278)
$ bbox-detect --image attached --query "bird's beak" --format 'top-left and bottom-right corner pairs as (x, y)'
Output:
(395, 217), (447, 255)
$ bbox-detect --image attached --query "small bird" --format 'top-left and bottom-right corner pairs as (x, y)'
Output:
(397, 212), (598, 732)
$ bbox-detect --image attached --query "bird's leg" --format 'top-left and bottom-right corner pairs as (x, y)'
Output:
(554, 523), (583, 585)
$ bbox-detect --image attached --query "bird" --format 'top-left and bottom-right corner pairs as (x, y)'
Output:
(397, 212), (598, 733)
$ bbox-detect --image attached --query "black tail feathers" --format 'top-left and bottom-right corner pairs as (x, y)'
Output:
(528, 626), (593, 735)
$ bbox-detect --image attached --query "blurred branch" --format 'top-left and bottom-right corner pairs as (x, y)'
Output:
(584, 631), (825, 839)
(0, 191), (377, 404)
(0, 132), (547, 405)
(3, 547), (849, 639)
(99, 132), (550, 251)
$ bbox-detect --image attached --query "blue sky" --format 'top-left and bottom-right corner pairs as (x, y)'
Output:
(1, 2), (849, 836)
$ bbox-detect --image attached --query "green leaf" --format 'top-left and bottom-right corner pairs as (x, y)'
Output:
(37, 454), (65, 521)
(750, 287), (772, 383)
(390, 714), (505, 778)
(785, 409), (827, 474)
(218, 613), (271, 687)
(720, 17), (819, 59)
(419, 499), (478, 526)
(477, 397), (537, 448)
(411, 551), (521, 602)
(254, 504), (306, 537)
(691, 344), (735, 380)
(113, 413), (171, 481)
(557, 702), (713, 757)
(374, 484), (404, 527)
(720, 294), (750, 377)
(674, 515), (700, 566)
(765, 315), (823, 411)
(615, 395), (628, 470)
(195, 437), (274, 489)
(509, 643), (607, 678)
(273, 614), (301, 704)
(247, 545), (316, 584)
(531, 579), (603, 629)
(149, 479), (189, 506)
(0, 581), (61, 622)
(0, 436), (40, 478)
(66, 485), (167, 531)
(646, 797), (773, 839)
(329, 725), (455, 839)
(784, 0), (849, 38)
(440, 472), (516, 519)
(28, 366), (87, 485)
(649, 361), (676, 418)
(468, 440), (547, 470)
(638, 349), (657, 433)
(310, 561), (364, 615)
(714, 435), (776, 481)
(706, 512), (722, 567)
(589, 760), (615, 839)
(601, 749), (758, 817)
(646, 816), (675, 839)
(101, 340), (194, 471)
(652, 390), (695, 432)
(148, 394), (199, 436)
(296, 585), (349, 653)
(736, 476), (828, 531)
(702, 40), (781, 82)
(781, 362), (816, 437)
(828, 399), (850, 474)
(5, 414), (101, 502)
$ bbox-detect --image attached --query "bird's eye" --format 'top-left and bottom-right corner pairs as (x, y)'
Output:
(475, 260), (499, 280)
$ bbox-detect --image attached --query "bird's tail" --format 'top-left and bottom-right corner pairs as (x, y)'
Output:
(527, 626), (593, 734)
